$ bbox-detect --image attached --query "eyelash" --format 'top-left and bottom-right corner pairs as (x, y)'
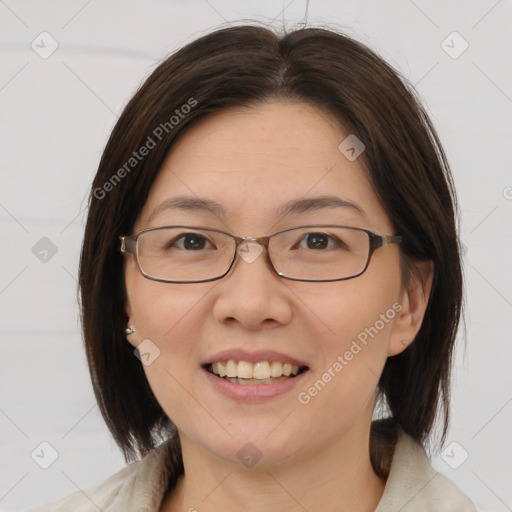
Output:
(167, 232), (346, 251)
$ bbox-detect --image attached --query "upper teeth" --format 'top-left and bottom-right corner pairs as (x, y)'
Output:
(211, 360), (301, 379)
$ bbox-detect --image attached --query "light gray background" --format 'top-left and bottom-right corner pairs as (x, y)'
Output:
(1, 1), (511, 511)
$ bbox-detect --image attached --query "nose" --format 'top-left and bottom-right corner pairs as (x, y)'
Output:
(211, 241), (293, 330)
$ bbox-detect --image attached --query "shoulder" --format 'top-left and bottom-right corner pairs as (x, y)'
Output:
(21, 441), (173, 512)
(376, 430), (477, 512)
(21, 464), (136, 512)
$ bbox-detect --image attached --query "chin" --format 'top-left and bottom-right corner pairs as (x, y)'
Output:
(190, 426), (309, 470)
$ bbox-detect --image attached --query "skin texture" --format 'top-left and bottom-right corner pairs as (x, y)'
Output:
(124, 100), (433, 512)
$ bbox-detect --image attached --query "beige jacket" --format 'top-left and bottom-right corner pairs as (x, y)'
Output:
(24, 431), (477, 511)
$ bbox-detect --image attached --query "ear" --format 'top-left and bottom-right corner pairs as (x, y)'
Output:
(388, 260), (434, 356)
(124, 300), (138, 348)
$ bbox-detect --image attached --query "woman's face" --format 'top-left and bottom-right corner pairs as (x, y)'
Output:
(124, 100), (412, 467)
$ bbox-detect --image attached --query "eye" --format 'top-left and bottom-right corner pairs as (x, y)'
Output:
(297, 232), (346, 250)
(168, 233), (214, 250)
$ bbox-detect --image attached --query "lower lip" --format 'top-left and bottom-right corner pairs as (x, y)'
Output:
(202, 367), (309, 403)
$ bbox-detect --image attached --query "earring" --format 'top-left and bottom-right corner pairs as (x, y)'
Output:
(125, 327), (136, 335)
(402, 340), (408, 345)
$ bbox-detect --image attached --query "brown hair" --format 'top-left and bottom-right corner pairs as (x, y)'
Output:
(79, 24), (464, 473)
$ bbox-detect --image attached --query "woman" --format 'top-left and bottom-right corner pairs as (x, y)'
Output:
(27, 24), (477, 511)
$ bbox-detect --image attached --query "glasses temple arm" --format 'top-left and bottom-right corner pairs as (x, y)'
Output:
(119, 236), (137, 254)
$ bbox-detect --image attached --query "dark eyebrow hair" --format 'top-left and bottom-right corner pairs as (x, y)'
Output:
(277, 196), (369, 223)
(148, 195), (369, 223)
(148, 196), (225, 223)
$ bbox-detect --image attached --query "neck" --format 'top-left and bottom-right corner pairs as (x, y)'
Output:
(161, 421), (386, 512)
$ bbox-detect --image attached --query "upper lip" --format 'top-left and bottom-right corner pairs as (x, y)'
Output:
(203, 349), (309, 368)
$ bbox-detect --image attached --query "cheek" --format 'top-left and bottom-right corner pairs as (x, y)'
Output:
(124, 265), (206, 389)
(294, 268), (400, 353)
(294, 265), (401, 405)
(125, 259), (215, 343)
(125, 273), (222, 430)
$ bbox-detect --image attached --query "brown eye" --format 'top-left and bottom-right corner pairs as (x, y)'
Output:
(169, 233), (212, 250)
(305, 233), (330, 249)
(294, 232), (349, 251)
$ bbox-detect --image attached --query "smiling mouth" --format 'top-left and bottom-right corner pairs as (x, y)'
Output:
(204, 360), (309, 385)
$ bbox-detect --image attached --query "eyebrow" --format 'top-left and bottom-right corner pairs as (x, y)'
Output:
(148, 195), (369, 224)
(277, 196), (369, 223)
(148, 196), (225, 223)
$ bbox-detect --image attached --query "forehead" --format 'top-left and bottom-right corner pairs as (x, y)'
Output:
(137, 100), (392, 233)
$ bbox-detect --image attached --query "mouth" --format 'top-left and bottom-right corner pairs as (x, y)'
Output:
(203, 360), (309, 385)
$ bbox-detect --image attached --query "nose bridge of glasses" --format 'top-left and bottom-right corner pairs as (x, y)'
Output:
(233, 235), (271, 266)
(233, 235), (270, 248)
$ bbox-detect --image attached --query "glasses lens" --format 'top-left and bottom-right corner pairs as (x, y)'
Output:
(269, 226), (370, 281)
(137, 227), (235, 282)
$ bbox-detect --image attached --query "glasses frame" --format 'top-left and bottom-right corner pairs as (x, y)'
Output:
(119, 224), (402, 283)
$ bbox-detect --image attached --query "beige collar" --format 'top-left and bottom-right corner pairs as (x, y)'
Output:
(25, 429), (477, 511)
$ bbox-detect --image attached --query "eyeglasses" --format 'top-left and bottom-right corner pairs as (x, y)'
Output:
(119, 225), (402, 283)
